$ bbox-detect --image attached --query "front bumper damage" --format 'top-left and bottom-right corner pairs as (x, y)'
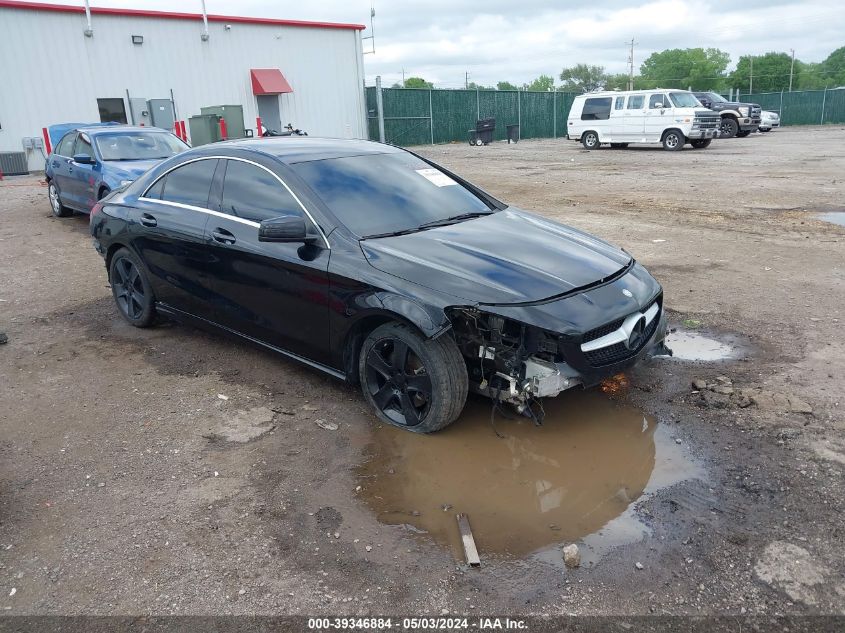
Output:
(447, 264), (670, 420)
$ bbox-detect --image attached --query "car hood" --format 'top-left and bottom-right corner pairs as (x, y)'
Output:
(104, 159), (162, 182)
(360, 209), (632, 305)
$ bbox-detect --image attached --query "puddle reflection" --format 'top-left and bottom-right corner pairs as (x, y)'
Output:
(357, 389), (688, 559)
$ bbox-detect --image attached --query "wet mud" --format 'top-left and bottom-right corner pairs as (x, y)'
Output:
(357, 389), (702, 562)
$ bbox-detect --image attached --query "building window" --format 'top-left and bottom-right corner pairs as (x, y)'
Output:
(97, 98), (128, 124)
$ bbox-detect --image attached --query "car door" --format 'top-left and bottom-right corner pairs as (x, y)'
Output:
(644, 93), (670, 141)
(204, 157), (331, 363)
(131, 157), (218, 318)
(608, 95), (628, 140)
(69, 132), (97, 210)
(623, 95), (645, 141)
(49, 132), (77, 206)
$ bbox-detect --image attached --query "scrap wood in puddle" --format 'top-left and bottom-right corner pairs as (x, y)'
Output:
(456, 513), (481, 567)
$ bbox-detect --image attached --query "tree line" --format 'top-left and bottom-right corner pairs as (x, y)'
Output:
(391, 45), (845, 93)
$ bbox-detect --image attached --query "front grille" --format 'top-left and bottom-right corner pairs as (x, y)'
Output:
(751, 106), (762, 123)
(693, 110), (720, 129)
(580, 296), (661, 368)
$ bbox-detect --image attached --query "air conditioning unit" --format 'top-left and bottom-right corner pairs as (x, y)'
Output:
(0, 151), (28, 176)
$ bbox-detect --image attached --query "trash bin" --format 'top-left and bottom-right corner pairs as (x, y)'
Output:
(468, 118), (496, 146)
(506, 124), (520, 144)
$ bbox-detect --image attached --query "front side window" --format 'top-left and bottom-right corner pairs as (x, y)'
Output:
(158, 159), (218, 209)
(96, 133), (188, 162)
(221, 160), (302, 223)
(55, 133), (76, 157)
(291, 152), (492, 238)
(581, 97), (612, 120)
(627, 95), (644, 109)
(648, 94), (667, 109)
(669, 92), (700, 108)
(614, 96), (625, 110)
(73, 134), (93, 158)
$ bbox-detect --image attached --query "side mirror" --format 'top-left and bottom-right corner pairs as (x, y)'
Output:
(73, 153), (94, 164)
(258, 214), (313, 243)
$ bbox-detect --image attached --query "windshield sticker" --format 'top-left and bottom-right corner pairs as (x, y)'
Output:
(415, 168), (457, 187)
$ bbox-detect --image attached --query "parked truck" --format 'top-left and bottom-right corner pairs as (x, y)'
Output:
(692, 92), (761, 138)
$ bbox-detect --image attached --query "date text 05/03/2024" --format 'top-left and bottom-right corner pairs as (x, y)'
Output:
(307, 617), (528, 630)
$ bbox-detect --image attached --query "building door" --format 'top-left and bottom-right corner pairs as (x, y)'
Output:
(256, 95), (282, 135)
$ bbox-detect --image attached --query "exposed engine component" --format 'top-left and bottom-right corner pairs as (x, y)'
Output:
(447, 308), (582, 418)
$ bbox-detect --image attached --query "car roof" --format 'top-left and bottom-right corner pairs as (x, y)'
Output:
(203, 137), (404, 164)
(577, 89), (693, 98)
(78, 125), (174, 136)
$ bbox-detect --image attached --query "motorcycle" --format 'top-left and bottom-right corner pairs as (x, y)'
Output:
(262, 123), (308, 137)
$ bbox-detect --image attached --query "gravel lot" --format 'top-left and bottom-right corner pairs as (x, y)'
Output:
(0, 126), (843, 617)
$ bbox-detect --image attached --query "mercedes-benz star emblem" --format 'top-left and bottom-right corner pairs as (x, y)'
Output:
(626, 316), (646, 350)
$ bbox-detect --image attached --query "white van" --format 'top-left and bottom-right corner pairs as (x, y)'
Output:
(566, 90), (721, 151)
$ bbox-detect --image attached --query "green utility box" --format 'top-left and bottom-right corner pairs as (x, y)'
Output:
(188, 114), (222, 146)
(200, 105), (245, 139)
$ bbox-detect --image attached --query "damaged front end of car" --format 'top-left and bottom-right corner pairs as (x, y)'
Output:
(445, 269), (670, 422)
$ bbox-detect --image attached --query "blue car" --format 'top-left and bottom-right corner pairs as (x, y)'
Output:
(46, 125), (188, 217)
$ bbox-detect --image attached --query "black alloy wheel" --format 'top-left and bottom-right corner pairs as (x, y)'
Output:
(109, 248), (155, 327)
(359, 322), (468, 433)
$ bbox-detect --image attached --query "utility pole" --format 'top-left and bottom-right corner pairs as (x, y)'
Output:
(749, 56), (753, 94)
(465, 71), (469, 89)
(401, 68), (405, 86)
(626, 38), (637, 91)
(789, 49), (795, 92)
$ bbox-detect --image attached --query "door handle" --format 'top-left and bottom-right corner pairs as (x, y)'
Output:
(140, 213), (157, 227)
(212, 227), (236, 244)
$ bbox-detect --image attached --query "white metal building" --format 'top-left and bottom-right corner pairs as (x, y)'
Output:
(0, 0), (367, 173)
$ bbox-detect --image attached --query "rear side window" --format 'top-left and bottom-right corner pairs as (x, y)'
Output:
(220, 160), (302, 223)
(581, 97), (612, 120)
(55, 133), (76, 157)
(614, 96), (625, 110)
(159, 159), (218, 209)
(627, 95), (644, 109)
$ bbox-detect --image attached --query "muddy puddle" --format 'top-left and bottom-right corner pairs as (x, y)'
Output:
(663, 330), (736, 361)
(817, 211), (845, 227)
(356, 389), (702, 562)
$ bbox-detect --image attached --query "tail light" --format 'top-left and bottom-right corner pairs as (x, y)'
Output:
(89, 202), (103, 223)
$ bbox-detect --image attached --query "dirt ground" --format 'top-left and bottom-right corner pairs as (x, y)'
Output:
(1, 126), (843, 617)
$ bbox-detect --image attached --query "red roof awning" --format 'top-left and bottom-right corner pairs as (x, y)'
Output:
(251, 69), (293, 95)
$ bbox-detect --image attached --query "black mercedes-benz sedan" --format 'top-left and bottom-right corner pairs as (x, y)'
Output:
(90, 137), (670, 433)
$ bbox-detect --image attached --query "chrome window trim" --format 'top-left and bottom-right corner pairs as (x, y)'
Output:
(140, 155), (330, 248)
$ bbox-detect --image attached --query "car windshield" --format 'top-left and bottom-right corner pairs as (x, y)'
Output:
(669, 92), (701, 108)
(95, 132), (188, 161)
(291, 152), (496, 238)
(706, 92), (727, 103)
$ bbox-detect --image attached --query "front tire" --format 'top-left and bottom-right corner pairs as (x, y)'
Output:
(358, 322), (468, 433)
(690, 139), (712, 149)
(719, 117), (739, 138)
(109, 248), (156, 328)
(662, 129), (685, 151)
(48, 182), (72, 217)
(581, 131), (600, 149)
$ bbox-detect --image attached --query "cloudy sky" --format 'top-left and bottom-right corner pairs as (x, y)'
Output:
(25, 0), (845, 86)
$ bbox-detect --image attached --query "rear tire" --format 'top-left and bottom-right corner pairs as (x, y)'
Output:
(48, 181), (72, 217)
(109, 248), (156, 328)
(662, 129), (685, 151)
(690, 139), (712, 149)
(581, 131), (600, 150)
(719, 117), (739, 138)
(358, 322), (468, 433)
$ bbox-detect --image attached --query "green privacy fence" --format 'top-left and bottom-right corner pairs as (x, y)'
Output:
(365, 87), (577, 146)
(366, 86), (845, 146)
(739, 88), (845, 126)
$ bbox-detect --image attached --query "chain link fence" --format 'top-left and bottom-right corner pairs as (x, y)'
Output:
(366, 86), (845, 146)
